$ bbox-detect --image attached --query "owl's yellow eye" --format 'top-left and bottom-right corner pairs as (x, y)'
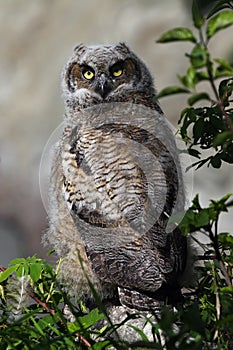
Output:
(82, 68), (95, 80)
(112, 68), (123, 77)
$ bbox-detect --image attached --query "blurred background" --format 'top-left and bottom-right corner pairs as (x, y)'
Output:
(0, 0), (232, 265)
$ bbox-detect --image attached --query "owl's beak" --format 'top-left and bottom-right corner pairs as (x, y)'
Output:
(95, 74), (112, 98)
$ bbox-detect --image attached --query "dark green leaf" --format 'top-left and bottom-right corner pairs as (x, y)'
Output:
(192, 0), (204, 28)
(188, 156), (212, 170)
(207, 1), (233, 18)
(221, 143), (233, 163)
(179, 209), (197, 235)
(188, 92), (210, 106)
(218, 78), (233, 103)
(207, 11), (233, 39)
(179, 108), (197, 139)
(157, 86), (190, 98)
(192, 194), (202, 209)
(195, 209), (211, 227)
(210, 154), (222, 168)
(209, 114), (225, 131)
(182, 303), (205, 334)
(188, 148), (201, 158)
(192, 117), (205, 143)
(189, 44), (208, 68)
(157, 27), (197, 43)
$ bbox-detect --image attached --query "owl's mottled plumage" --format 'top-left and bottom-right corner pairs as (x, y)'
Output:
(44, 42), (187, 314)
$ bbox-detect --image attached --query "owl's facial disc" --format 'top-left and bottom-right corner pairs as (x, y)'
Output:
(66, 56), (138, 103)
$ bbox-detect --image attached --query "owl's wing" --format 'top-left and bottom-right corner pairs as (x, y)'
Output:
(62, 122), (186, 310)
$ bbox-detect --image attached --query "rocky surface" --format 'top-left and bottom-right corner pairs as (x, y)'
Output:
(0, 0), (232, 265)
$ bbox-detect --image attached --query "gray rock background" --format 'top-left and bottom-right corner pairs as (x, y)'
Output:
(0, 0), (232, 265)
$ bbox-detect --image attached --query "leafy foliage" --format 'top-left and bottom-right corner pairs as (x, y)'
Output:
(157, 1), (233, 169)
(1, 1), (233, 349)
(156, 1), (233, 348)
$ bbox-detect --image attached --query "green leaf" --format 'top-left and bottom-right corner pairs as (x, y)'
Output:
(178, 68), (198, 89)
(218, 232), (233, 249)
(30, 263), (42, 282)
(16, 264), (28, 278)
(37, 315), (58, 331)
(215, 67), (233, 78)
(0, 265), (18, 283)
(213, 131), (233, 147)
(195, 209), (211, 227)
(157, 27), (197, 43)
(221, 286), (233, 293)
(215, 59), (233, 80)
(47, 248), (55, 256)
(192, 0), (204, 29)
(207, 11), (233, 39)
(185, 66), (197, 89)
(209, 194), (233, 215)
(157, 86), (190, 98)
(77, 308), (105, 329)
(188, 92), (210, 106)
(9, 258), (26, 266)
(189, 44), (208, 68)
(195, 71), (209, 82)
(214, 58), (233, 71)
(92, 341), (112, 350)
(179, 209), (196, 235)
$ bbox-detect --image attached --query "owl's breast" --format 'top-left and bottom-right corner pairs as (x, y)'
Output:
(62, 126), (148, 229)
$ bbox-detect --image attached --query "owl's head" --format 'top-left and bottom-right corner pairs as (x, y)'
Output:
(62, 42), (156, 113)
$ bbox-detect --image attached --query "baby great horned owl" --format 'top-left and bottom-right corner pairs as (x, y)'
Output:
(44, 42), (187, 312)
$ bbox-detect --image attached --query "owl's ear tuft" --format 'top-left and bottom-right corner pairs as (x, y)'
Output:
(116, 42), (131, 54)
(73, 44), (86, 55)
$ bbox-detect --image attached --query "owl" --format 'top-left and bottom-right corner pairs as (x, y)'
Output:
(44, 42), (187, 314)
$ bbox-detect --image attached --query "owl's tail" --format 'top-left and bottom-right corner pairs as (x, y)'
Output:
(118, 283), (183, 313)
